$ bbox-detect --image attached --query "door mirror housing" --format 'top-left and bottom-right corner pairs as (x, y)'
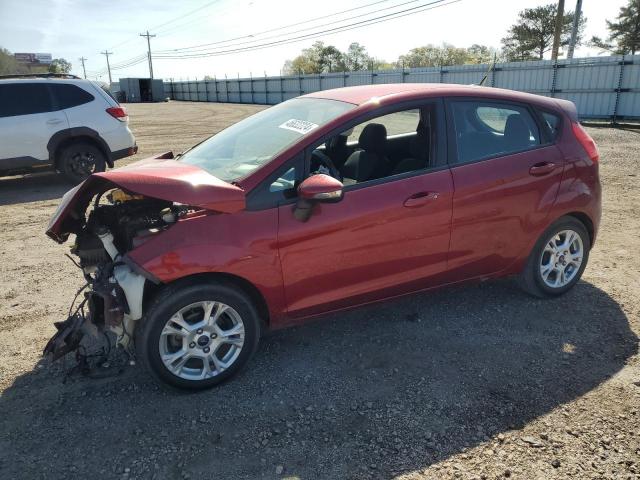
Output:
(294, 174), (344, 222)
(297, 174), (343, 203)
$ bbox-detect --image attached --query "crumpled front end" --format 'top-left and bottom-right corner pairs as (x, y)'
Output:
(44, 188), (187, 361)
(43, 154), (246, 362)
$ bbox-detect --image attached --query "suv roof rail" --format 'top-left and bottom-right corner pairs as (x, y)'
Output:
(0, 73), (81, 80)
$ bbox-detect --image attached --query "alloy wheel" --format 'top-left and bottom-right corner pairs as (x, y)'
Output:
(539, 229), (584, 288)
(159, 301), (245, 381)
(68, 151), (97, 177)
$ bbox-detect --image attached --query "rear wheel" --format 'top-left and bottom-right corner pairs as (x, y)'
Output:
(518, 216), (591, 298)
(136, 282), (261, 390)
(58, 142), (106, 184)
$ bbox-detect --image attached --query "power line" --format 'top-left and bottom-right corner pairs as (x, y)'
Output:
(155, 0), (396, 53)
(105, 0), (224, 51)
(156, 0), (426, 55)
(154, 0), (460, 59)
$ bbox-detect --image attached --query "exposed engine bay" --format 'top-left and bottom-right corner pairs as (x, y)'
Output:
(44, 188), (188, 365)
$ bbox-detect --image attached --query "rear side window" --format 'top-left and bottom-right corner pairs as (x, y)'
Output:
(0, 83), (52, 117)
(541, 111), (562, 140)
(450, 101), (541, 164)
(50, 84), (94, 109)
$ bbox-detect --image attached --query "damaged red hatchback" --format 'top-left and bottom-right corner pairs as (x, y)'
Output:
(46, 84), (601, 389)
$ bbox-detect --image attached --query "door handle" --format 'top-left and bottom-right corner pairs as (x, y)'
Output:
(46, 118), (64, 125)
(529, 162), (556, 176)
(403, 191), (439, 208)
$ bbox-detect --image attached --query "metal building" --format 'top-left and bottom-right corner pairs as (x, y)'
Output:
(116, 78), (165, 103)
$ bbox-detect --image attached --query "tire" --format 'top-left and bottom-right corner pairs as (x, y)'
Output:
(518, 216), (591, 298)
(136, 282), (261, 390)
(58, 141), (106, 184)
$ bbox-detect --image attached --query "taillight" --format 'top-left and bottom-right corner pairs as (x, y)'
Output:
(572, 121), (599, 163)
(106, 106), (128, 122)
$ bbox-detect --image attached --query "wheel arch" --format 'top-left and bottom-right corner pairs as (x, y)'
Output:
(563, 211), (594, 247)
(48, 127), (112, 169)
(143, 272), (271, 328)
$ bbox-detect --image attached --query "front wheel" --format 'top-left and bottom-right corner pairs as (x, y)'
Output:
(136, 282), (261, 390)
(518, 216), (591, 298)
(58, 142), (106, 184)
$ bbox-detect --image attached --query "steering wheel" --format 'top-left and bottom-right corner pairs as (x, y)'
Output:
(310, 149), (341, 181)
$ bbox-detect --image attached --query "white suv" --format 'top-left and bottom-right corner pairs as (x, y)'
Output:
(0, 74), (137, 183)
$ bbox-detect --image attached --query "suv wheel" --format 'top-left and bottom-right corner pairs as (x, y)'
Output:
(58, 142), (106, 184)
(136, 282), (261, 390)
(518, 216), (591, 298)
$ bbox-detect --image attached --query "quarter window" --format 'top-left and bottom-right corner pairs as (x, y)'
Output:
(50, 84), (94, 109)
(0, 83), (52, 117)
(541, 111), (562, 139)
(450, 101), (541, 164)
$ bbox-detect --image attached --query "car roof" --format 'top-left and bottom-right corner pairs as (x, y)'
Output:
(0, 77), (93, 86)
(303, 83), (562, 110)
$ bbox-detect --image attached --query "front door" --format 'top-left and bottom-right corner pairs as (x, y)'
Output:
(277, 102), (453, 319)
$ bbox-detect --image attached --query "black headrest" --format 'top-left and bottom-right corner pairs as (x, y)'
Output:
(358, 123), (387, 153)
(504, 114), (530, 145)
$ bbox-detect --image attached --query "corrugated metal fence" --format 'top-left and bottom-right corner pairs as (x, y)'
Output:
(164, 55), (640, 121)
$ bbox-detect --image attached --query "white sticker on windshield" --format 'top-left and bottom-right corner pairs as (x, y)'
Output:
(278, 119), (319, 135)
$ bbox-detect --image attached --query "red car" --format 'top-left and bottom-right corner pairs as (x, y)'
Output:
(46, 84), (601, 389)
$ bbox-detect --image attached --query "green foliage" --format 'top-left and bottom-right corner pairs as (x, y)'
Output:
(591, 0), (640, 55)
(396, 43), (500, 68)
(0, 47), (30, 75)
(283, 41), (501, 75)
(282, 41), (373, 74)
(48, 58), (72, 74)
(501, 3), (586, 61)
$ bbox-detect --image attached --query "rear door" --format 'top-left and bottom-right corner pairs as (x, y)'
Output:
(0, 82), (68, 163)
(445, 98), (564, 279)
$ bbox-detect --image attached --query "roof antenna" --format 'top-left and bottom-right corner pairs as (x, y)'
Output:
(478, 52), (498, 87)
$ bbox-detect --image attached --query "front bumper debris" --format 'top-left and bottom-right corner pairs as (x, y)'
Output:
(43, 313), (85, 361)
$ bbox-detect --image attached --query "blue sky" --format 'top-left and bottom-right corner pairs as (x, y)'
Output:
(0, 0), (628, 81)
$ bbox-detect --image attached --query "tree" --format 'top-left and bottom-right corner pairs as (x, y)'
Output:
(0, 47), (29, 75)
(282, 41), (346, 74)
(344, 42), (371, 71)
(591, 0), (640, 55)
(501, 4), (586, 61)
(396, 44), (498, 68)
(48, 58), (72, 74)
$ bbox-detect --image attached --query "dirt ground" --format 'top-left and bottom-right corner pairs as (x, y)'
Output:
(0, 102), (638, 480)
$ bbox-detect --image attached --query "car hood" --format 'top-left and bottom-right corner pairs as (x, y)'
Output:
(46, 152), (246, 243)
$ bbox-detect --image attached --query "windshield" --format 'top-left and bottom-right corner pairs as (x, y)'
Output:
(179, 97), (355, 181)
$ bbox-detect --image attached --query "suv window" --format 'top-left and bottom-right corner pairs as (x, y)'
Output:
(0, 83), (52, 117)
(50, 84), (94, 109)
(450, 101), (540, 164)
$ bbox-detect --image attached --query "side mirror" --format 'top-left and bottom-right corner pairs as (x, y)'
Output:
(294, 174), (344, 222)
(297, 174), (343, 202)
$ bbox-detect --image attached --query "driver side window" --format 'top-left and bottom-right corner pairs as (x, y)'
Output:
(310, 105), (437, 186)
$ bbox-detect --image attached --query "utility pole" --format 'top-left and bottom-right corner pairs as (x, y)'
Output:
(567, 0), (582, 59)
(139, 30), (156, 78)
(78, 57), (87, 79)
(101, 50), (113, 85)
(551, 0), (565, 60)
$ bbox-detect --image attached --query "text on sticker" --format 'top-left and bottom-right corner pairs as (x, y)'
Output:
(278, 119), (319, 135)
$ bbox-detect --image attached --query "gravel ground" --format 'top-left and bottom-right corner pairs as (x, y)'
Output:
(0, 102), (638, 480)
